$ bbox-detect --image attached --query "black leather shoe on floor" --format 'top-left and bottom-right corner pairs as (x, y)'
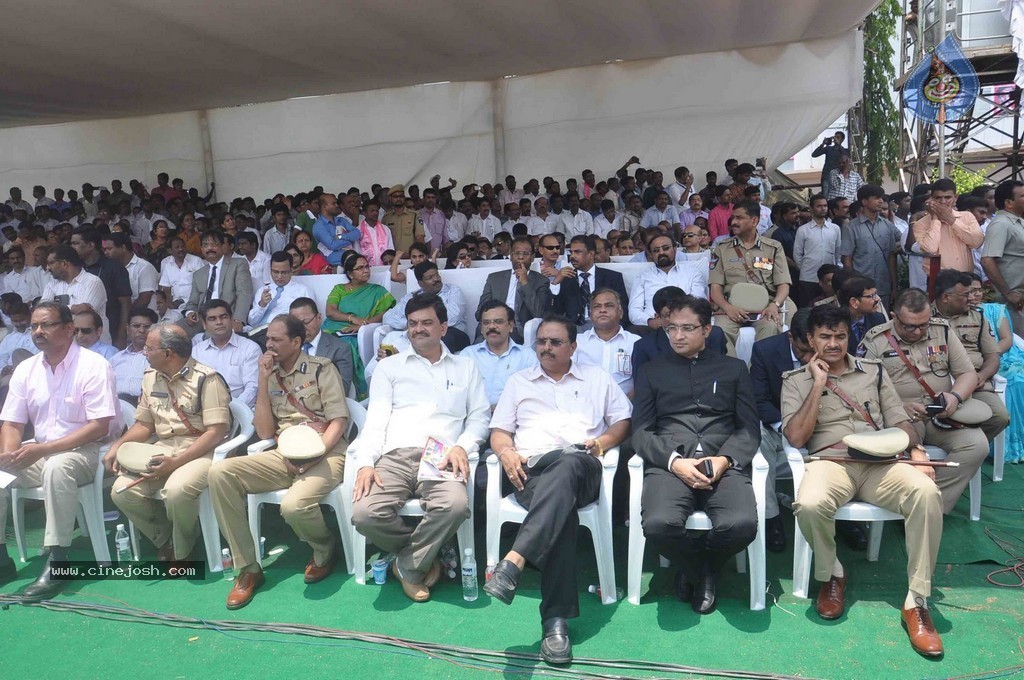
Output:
(691, 566), (718, 615)
(540, 617), (572, 665)
(673, 569), (693, 603)
(837, 521), (868, 551)
(766, 515), (786, 553)
(482, 559), (520, 605)
(20, 559), (67, 602)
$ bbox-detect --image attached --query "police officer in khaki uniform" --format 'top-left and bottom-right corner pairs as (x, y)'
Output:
(783, 305), (943, 657)
(104, 323), (232, 562)
(931, 269), (1010, 443)
(383, 184), (424, 253)
(208, 314), (349, 609)
(709, 200), (792, 353)
(859, 288), (987, 514)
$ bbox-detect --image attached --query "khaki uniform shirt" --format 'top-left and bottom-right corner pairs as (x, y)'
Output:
(135, 358), (232, 449)
(932, 304), (998, 372)
(859, 319), (974, 403)
(708, 235), (792, 297)
(267, 352), (349, 452)
(383, 208), (424, 253)
(781, 355), (910, 455)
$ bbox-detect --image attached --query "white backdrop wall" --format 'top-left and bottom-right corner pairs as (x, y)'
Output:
(0, 32), (861, 201)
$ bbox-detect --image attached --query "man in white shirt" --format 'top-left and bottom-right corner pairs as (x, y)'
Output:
(444, 199), (470, 243)
(666, 166), (695, 208)
(155, 290), (184, 324)
(498, 175), (525, 208)
(468, 201), (504, 241)
(73, 310), (118, 360)
(104, 233), (159, 312)
(593, 200), (621, 239)
(192, 299), (261, 408)
(641, 192), (682, 233)
(351, 294), (490, 602)
(111, 307), (157, 403)
(560, 193), (595, 238)
(41, 245), (112, 344)
(792, 193), (841, 306)
(262, 204), (299, 255)
(485, 316), (632, 665)
(629, 235), (709, 329)
(129, 197), (169, 246)
(246, 252), (314, 330)
(159, 237), (205, 308)
(3, 247), (47, 304)
(574, 290), (640, 397)
(461, 301), (537, 407)
(383, 261), (469, 350)
(0, 303), (38, 379)
(235, 232), (272, 292)
(527, 196), (561, 236)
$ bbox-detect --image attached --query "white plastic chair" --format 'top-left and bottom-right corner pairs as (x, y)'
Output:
(128, 400), (255, 570)
(735, 327), (756, 366)
(343, 443), (479, 585)
(992, 375), (1007, 482)
(357, 323), (382, 367)
(924, 444), (980, 522)
(11, 399), (136, 564)
(626, 452), (768, 610)
(246, 399), (365, 574)
(485, 447), (620, 605)
(522, 317), (541, 349)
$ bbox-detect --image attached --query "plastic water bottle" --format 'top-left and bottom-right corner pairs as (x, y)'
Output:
(440, 545), (458, 580)
(588, 584), (623, 601)
(485, 562), (495, 582)
(114, 524), (132, 563)
(221, 548), (235, 582)
(461, 548), (478, 601)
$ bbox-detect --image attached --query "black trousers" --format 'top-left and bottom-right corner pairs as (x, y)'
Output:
(641, 466), (757, 573)
(510, 451), (602, 621)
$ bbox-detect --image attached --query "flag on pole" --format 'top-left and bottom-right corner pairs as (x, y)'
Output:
(903, 34), (980, 124)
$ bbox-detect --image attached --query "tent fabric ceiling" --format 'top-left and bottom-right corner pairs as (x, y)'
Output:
(2, 0), (877, 129)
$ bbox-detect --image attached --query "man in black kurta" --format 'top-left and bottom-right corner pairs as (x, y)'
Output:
(633, 295), (759, 614)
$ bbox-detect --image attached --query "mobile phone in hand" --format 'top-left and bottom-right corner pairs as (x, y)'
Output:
(699, 459), (714, 478)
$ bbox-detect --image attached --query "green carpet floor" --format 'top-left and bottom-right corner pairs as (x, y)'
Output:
(3, 459), (1023, 680)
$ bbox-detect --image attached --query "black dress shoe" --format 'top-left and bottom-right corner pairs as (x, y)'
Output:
(540, 617), (572, 665)
(482, 559), (520, 605)
(766, 515), (786, 553)
(837, 521), (868, 551)
(20, 559), (67, 602)
(692, 566), (718, 615)
(673, 569), (693, 603)
(0, 559), (17, 586)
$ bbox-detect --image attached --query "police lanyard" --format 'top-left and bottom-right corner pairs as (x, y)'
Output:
(275, 373), (324, 424)
(884, 331), (939, 399)
(823, 379), (879, 430)
(732, 244), (762, 284)
(164, 377), (203, 436)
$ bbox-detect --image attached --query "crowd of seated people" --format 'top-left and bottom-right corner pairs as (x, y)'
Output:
(0, 161), (1019, 665)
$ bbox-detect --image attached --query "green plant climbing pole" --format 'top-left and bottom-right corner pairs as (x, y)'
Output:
(861, 0), (902, 184)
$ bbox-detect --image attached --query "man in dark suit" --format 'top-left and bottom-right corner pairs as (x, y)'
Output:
(750, 308), (812, 552)
(631, 286), (727, 376)
(290, 297), (354, 395)
(180, 229), (254, 337)
(475, 236), (551, 343)
(551, 235), (629, 326)
(838, 275), (887, 353)
(633, 295), (759, 615)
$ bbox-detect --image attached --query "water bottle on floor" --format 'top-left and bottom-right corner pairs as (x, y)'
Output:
(440, 545), (458, 579)
(588, 584), (624, 601)
(114, 524), (131, 564)
(221, 548), (235, 582)
(461, 548), (478, 601)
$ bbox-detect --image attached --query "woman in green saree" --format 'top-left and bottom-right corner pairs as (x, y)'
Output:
(321, 252), (395, 397)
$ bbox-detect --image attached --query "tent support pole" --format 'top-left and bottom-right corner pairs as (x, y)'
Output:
(491, 80), (507, 181)
(199, 109), (216, 201)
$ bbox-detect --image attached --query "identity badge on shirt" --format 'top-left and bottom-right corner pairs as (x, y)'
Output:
(617, 350), (631, 375)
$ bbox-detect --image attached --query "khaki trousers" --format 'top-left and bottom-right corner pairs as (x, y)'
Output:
(972, 390), (1011, 443)
(110, 437), (212, 560)
(0, 444), (99, 548)
(351, 447), (469, 584)
(917, 421), (989, 514)
(208, 448), (345, 572)
(794, 459), (943, 596)
(716, 298), (791, 356)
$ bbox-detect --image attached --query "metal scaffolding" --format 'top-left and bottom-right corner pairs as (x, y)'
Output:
(896, 0), (1021, 189)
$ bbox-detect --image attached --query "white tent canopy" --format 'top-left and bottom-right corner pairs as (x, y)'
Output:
(0, 0), (875, 200)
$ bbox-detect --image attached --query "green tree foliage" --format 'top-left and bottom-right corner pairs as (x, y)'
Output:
(862, 0), (901, 183)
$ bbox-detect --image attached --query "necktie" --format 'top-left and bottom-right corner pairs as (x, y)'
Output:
(303, 342), (313, 354)
(205, 265), (218, 302)
(579, 271), (591, 323)
(257, 285), (285, 325)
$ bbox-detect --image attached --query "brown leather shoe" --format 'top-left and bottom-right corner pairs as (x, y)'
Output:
(901, 606), (944, 657)
(393, 561), (429, 602)
(304, 550), (337, 584)
(815, 576), (847, 620)
(226, 570), (265, 610)
(423, 560), (441, 588)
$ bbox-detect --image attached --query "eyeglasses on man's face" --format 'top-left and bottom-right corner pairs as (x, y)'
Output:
(30, 321), (65, 332)
(534, 337), (568, 347)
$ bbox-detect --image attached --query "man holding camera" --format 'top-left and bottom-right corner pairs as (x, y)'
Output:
(811, 132), (847, 192)
(859, 289), (987, 513)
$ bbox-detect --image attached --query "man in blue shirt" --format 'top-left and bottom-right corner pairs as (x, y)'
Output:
(312, 193), (360, 266)
(461, 300), (537, 407)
